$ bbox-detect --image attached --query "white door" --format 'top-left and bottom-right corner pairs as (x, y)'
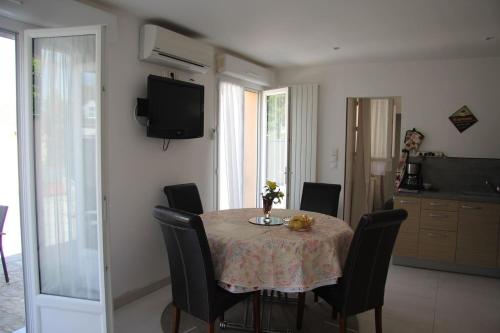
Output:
(261, 88), (289, 208)
(19, 25), (110, 333)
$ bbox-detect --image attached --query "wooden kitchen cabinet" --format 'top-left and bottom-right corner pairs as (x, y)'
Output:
(394, 197), (420, 257)
(420, 210), (458, 231)
(394, 230), (419, 257)
(421, 198), (458, 212)
(393, 194), (500, 275)
(394, 197), (421, 220)
(417, 198), (457, 261)
(456, 202), (500, 268)
(418, 229), (457, 262)
(498, 230), (500, 268)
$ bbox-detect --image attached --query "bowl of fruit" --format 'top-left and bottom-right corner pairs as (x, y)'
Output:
(285, 214), (315, 232)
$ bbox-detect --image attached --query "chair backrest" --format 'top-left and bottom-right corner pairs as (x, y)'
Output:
(341, 209), (407, 316)
(300, 182), (341, 217)
(0, 205), (8, 233)
(153, 206), (215, 322)
(0, 206), (7, 249)
(163, 183), (203, 214)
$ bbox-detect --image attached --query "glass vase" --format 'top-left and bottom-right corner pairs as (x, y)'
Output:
(262, 197), (273, 220)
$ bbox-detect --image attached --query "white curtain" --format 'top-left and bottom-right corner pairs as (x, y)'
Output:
(218, 81), (244, 209)
(370, 99), (393, 176)
(34, 35), (99, 300)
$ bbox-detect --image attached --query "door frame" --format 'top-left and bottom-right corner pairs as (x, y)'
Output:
(0, 17), (32, 332)
(18, 25), (111, 333)
(261, 87), (289, 208)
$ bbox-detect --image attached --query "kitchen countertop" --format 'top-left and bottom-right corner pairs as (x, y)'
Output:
(395, 190), (500, 204)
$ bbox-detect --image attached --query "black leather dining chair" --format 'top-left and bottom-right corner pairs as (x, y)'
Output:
(299, 182), (342, 305)
(301, 209), (407, 333)
(300, 182), (342, 217)
(153, 206), (260, 333)
(163, 183), (204, 214)
(0, 205), (9, 283)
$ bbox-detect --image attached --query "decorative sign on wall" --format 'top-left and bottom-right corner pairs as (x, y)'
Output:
(449, 105), (478, 133)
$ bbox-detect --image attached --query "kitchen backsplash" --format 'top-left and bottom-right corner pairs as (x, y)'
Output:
(408, 156), (500, 193)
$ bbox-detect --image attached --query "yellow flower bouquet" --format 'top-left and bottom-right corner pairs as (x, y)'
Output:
(262, 180), (284, 218)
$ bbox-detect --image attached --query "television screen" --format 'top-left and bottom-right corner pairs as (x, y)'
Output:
(147, 75), (204, 139)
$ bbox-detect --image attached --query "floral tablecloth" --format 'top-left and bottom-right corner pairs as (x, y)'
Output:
(201, 208), (354, 293)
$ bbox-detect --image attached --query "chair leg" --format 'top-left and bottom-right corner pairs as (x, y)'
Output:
(296, 292), (305, 330)
(172, 304), (181, 333)
(253, 291), (261, 333)
(331, 306), (337, 320)
(339, 316), (347, 333)
(375, 306), (382, 333)
(208, 322), (215, 333)
(0, 248), (8, 284)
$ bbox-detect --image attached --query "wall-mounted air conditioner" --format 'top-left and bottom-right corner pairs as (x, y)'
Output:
(216, 53), (275, 87)
(139, 24), (213, 74)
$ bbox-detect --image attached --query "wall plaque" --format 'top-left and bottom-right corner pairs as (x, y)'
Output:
(449, 105), (477, 133)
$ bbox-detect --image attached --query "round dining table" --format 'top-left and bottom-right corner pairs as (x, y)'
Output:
(201, 208), (354, 294)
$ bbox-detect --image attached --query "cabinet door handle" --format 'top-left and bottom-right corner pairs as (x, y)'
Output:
(427, 232), (446, 238)
(429, 202), (447, 206)
(399, 200), (417, 204)
(429, 213), (448, 218)
(461, 205), (481, 210)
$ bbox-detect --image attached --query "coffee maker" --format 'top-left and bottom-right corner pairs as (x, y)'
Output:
(403, 162), (422, 190)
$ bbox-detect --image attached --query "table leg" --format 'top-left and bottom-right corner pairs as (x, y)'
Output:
(220, 291), (294, 333)
(296, 292), (305, 330)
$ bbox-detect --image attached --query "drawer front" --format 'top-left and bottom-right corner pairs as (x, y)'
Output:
(400, 217), (420, 233)
(394, 196), (421, 219)
(422, 198), (458, 212)
(458, 202), (500, 215)
(394, 231), (418, 257)
(418, 229), (457, 262)
(420, 210), (458, 231)
(457, 206), (500, 268)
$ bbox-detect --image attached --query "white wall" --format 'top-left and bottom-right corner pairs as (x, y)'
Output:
(1, 1), (217, 301)
(103, 11), (216, 299)
(277, 57), (500, 216)
(0, 0), (117, 40)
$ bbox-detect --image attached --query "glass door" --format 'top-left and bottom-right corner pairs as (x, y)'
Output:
(217, 81), (260, 209)
(21, 26), (109, 333)
(261, 88), (289, 208)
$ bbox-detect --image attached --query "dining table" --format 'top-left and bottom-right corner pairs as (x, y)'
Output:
(200, 208), (354, 332)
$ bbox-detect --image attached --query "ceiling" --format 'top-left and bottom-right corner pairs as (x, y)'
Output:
(99, 0), (500, 68)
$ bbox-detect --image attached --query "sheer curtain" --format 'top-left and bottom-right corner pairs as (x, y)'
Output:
(33, 35), (99, 300)
(369, 98), (394, 210)
(218, 81), (244, 209)
(370, 98), (392, 175)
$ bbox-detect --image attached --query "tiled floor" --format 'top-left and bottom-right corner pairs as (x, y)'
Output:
(114, 264), (500, 333)
(0, 254), (25, 333)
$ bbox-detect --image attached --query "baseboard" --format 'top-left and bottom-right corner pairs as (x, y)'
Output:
(113, 276), (171, 310)
(393, 256), (500, 278)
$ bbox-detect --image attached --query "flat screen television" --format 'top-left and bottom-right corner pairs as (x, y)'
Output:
(147, 75), (204, 139)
